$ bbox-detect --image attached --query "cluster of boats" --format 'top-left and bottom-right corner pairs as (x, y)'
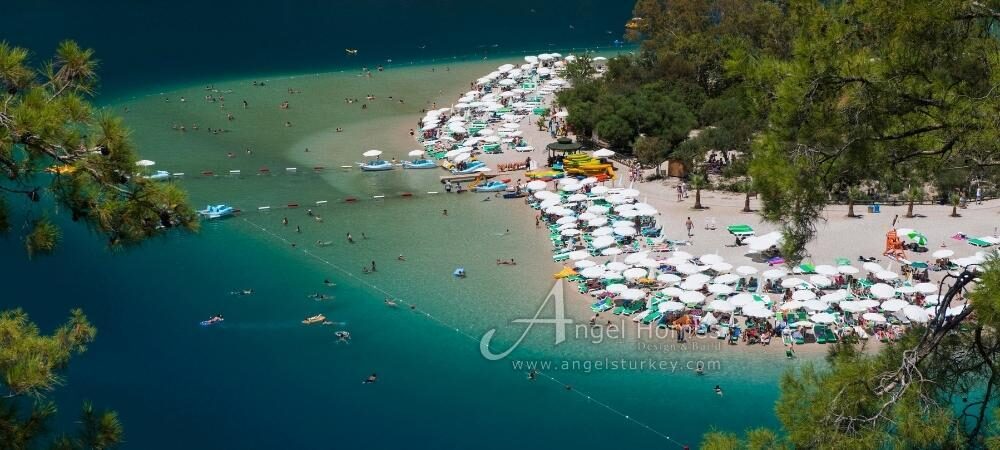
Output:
(197, 204), (235, 219)
(357, 149), (438, 171)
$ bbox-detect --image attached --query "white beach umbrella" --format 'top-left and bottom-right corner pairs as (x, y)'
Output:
(837, 265), (859, 275)
(734, 266), (757, 276)
(923, 294), (942, 306)
(408, 149), (425, 157)
(686, 274), (712, 285)
(915, 282), (938, 294)
(896, 285), (918, 295)
(620, 188), (640, 198)
(863, 262), (885, 272)
(792, 290), (817, 301)
(557, 216), (577, 225)
(763, 269), (788, 280)
(657, 273), (682, 284)
(560, 229), (581, 237)
(863, 312), (887, 323)
(839, 301), (869, 313)
(453, 153), (472, 163)
(780, 300), (805, 311)
(679, 280), (704, 291)
(593, 148), (615, 158)
(821, 290), (848, 303)
(588, 217), (609, 227)
(362, 149), (383, 157)
(592, 236), (616, 249)
(587, 205), (609, 215)
(672, 251), (693, 259)
(613, 227), (636, 237)
(567, 249), (590, 260)
(680, 291), (706, 304)
(623, 267), (648, 280)
(790, 321), (815, 328)
(802, 300), (828, 311)
(560, 183), (582, 192)
(902, 305), (931, 323)
(574, 260), (597, 269)
(661, 287), (684, 298)
(729, 293), (755, 308)
(743, 306), (774, 318)
(875, 271), (899, 281)
(659, 301), (685, 313)
(676, 263), (702, 275)
(578, 212), (597, 221)
(811, 312), (836, 324)
(601, 248), (622, 256)
(624, 252), (649, 265)
(881, 299), (908, 312)
(606, 261), (629, 272)
(592, 227), (613, 236)
(579, 266), (605, 279)
(932, 249), (954, 259)
(814, 265), (838, 276)
(707, 299), (735, 312)
(708, 284), (734, 295)
(620, 288), (646, 301)
(870, 283), (896, 299)
(781, 278), (805, 289)
(525, 180), (548, 191)
(699, 254), (725, 265)
(666, 256), (689, 266)
(590, 186), (609, 196)
(711, 262), (733, 273)
(714, 273), (741, 285)
(605, 284), (628, 294)
(809, 275), (833, 288)
(857, 299), (880, 309)
(567, 193), (588, 202)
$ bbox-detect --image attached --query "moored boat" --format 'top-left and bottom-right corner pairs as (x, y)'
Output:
(358, 160), (395, 171)
(402, 159), (437, 169)
(473, 180), (508, 192)
(197, 204), (235, 219)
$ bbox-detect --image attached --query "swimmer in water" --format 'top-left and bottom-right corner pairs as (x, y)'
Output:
(714, 385), (723, 396)
(398, 254), (406, 261)
(363, 373), (377, 384)
(528, 369), (537, 381)
(324, 279), (336, 287)
(385, 298), (398, 307)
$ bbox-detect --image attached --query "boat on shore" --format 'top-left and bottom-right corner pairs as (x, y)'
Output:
(402, 159), (437, 169)
(144, 170), (171, 181)
(450, 160), (487, 174)
(473, 180), (508, 192)
(302, 314), (326, 325)
(198, 204), (235, 219)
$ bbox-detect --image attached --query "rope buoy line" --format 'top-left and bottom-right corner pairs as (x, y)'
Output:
(241, 217), (687, 448)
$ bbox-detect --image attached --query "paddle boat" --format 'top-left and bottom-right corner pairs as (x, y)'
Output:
(358, 159), (395, 171)
(302, 314), (326, 325)
(143, 170), (171, 181)
(453, 267), (466, 278)
(402, 159), (437, 169)
(200, 315), (224, 326)
(450, 160), (487, 174)
(197, 204), (235, 219)
(473, 180), (508, 192)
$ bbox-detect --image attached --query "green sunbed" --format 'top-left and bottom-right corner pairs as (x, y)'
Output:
(969, 238), (993, 247)
(642, 310), (662, 324)
(727, 224), (755, 236)
(815, 325), (828, 344)
(799, 263), (816, 274)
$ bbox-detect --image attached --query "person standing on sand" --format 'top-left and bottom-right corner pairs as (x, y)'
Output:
(686, 217), (694, 237)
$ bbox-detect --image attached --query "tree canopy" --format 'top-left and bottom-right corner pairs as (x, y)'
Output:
(0, 308), (123, 449)
(0, 40), (196, 256)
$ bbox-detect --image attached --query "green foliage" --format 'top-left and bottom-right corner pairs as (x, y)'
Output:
(562, 53), (597, 86)
(0, 40), (197, 256)
(0, 309), (120, 449)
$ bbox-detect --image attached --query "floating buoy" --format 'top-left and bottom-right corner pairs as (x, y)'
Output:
(258, 206), (271, 211)
(172, 172), (185, 177)
(372, 195), (385, 199)
(229, 170), (241, 175)
(285, 167), (297, 172)
(400, 192), (413, 197)
(287, 203), (299, 208)
(201, 171), (214, 176)
(313, 166), (325, 171)
(315, 200), (328, 206)
(345, 197), (358, 203)
(259, 167), (270, 173)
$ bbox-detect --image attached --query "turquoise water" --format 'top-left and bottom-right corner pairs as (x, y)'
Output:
(2, 2), (793, 448)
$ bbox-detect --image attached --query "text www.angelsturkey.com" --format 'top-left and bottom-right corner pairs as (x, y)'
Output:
(509, 358), (722, 374)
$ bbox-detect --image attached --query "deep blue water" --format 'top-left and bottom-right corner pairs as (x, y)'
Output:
(7, 0), (634, 99)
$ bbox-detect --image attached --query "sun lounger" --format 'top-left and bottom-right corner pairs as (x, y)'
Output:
(968, 237), (993, 247)
(815, 325), (827, 344)
(727, 224), (754, 236)
(641, 310), (662, 324)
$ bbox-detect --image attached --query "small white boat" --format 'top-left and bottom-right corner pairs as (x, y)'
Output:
(143, 170), (171, 181)
(197, 204), (234, 219)
(358, 160), (395, 171)
(302, 314), (326, 325)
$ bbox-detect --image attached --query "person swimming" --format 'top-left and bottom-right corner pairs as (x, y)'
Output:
(385, 298), (398, 308)
(363, 373), (377, 384)
(336, 331), (351, 343)
(714, 385), (723, 396)
(316, 240), (333, 247)
(324, 279), (336, 287)
(528, 369), (537, 381)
